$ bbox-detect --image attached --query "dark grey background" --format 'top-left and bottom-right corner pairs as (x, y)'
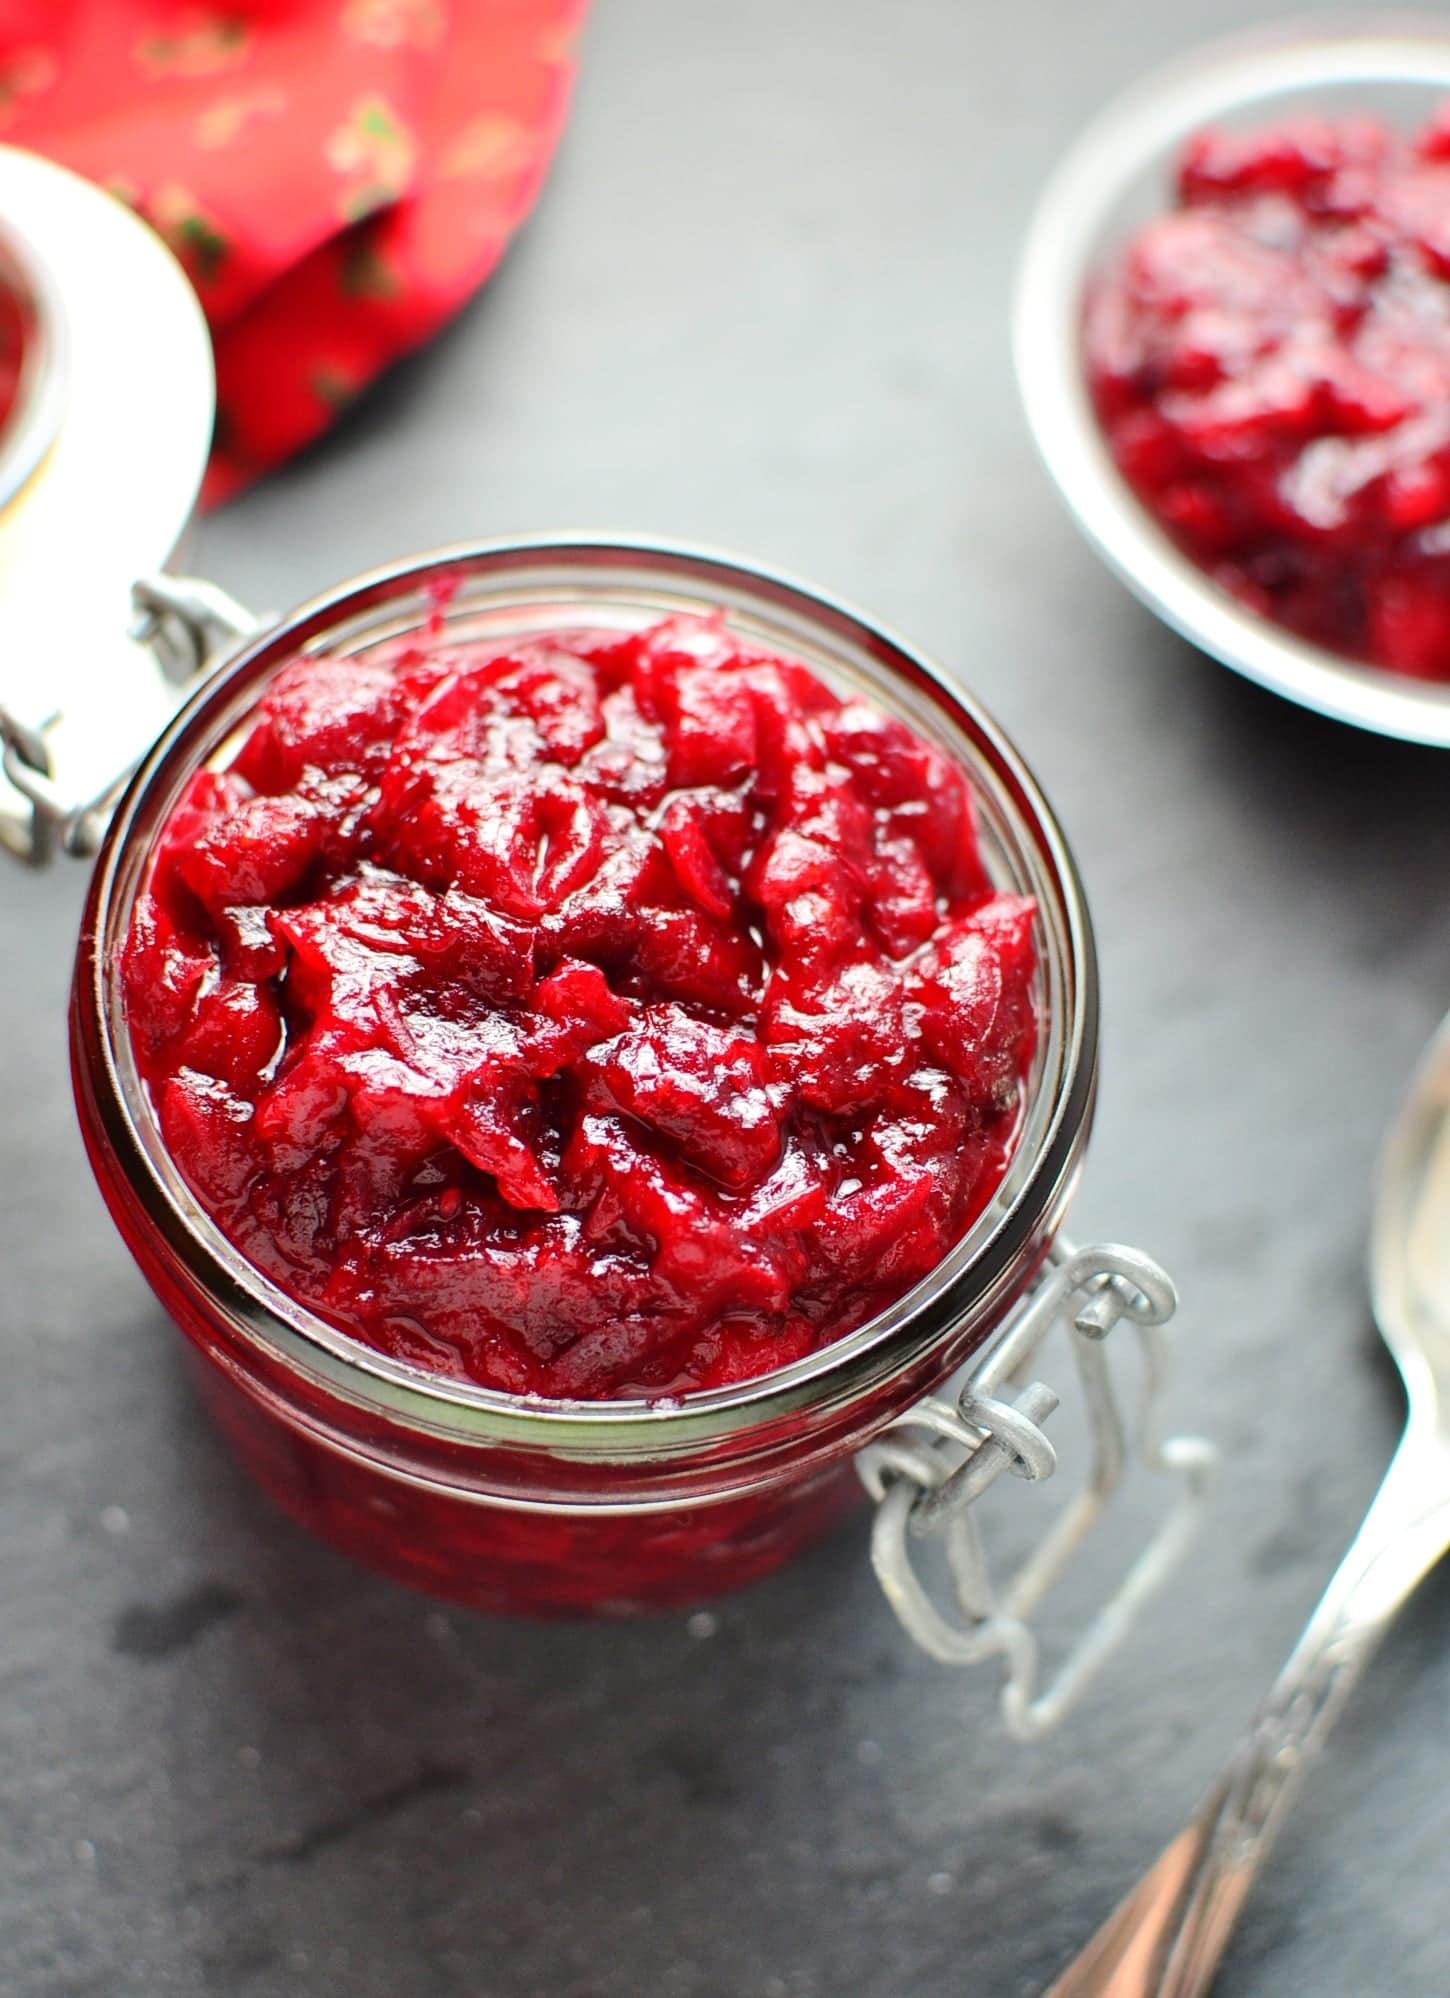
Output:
(8, 3), (1450, 1993)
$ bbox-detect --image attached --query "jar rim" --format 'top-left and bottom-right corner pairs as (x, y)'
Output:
(75, 535), (1099, 1459)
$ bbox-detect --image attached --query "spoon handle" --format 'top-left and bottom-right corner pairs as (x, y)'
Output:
(1045, 1425), (1450, 1998)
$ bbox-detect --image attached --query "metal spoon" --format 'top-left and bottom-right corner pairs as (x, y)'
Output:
(1046, 1011), (1450, 1997)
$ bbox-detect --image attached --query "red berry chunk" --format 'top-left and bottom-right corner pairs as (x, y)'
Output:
(121, 619), (1037, 1399)
(1086, 103), (1450, 681)
(581, 1004), (781, 1189)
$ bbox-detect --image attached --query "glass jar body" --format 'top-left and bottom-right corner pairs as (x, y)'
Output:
(70, 539), (1097, 1614)
(75, 1092), (1063, 1610)
(189, 1350), (868, 1614)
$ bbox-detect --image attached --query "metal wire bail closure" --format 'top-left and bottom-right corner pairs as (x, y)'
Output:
(0, 574), (258, 862)
(857, 1238), (1218, 1743)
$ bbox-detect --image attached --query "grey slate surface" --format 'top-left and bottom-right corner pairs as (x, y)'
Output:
(7, 3), (1450, 1993)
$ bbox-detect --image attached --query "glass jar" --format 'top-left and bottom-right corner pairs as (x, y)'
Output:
(0, 212), (65, 513)
(70, 537), (1099, 1616)
(0, 145), (212, 863)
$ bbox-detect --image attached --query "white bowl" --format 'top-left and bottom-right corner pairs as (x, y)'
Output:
(1014, 16), (1450, 747)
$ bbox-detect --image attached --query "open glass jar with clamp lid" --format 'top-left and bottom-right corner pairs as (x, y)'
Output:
(2, 147), (1216, 1745)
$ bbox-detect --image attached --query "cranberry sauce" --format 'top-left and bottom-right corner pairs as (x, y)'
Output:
(0, 275), (24, 441)
(1086, 105), (1450, 679)
(121, 616), (1037, 1401)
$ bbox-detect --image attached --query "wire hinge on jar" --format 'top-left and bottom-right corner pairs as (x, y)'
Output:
(857, 1238), (1218, 1743)
(0, 573), (258, 865)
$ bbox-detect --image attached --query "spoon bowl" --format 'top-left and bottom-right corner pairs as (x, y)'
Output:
(1372, 1010), (1450, 1434)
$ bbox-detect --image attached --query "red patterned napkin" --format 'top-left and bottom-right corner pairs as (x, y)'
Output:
(0, 2), (587, 501)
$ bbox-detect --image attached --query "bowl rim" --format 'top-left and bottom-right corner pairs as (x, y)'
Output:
(1013, 13), (1450, 747)
(74, 533), (1100, 1465)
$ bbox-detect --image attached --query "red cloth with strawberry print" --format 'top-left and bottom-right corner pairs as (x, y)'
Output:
(0, 2), (586, 501)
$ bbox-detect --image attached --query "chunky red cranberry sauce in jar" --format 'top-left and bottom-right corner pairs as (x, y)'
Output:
(1086, 104), (1450, 680)
(119, 615), (1037, 1405)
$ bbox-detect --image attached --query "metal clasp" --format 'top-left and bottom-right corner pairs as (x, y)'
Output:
(130, 574), (260, 689)
(0, 573), (258, 865)
(857, 1237), (1218, 1742)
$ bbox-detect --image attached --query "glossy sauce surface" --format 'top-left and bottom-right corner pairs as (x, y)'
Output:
(122, 618), (1036, 1399)
(1087, 107), (1450, 679)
